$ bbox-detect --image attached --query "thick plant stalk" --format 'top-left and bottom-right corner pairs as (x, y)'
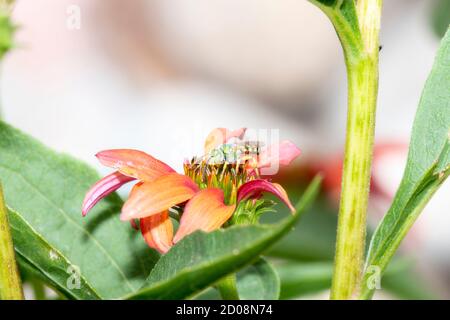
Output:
(330, 0), (383, 300)
(0, 184), (24, 300)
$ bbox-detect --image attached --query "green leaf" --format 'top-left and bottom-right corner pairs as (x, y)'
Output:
(0, 12), (15, 60)
(431, 0), (450, 39)
(361, 28), (450, 299)
(236, 258), (280, 300)
(264, 193), (338, 261)
(277, 261), (332, 299)
(125, 177), (322, 300)
(8, 208), (100, 299)
(193, 258), (280, 300)
(0, 121), (159, 299)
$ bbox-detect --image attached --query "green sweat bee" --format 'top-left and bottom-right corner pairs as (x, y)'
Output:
(207, 141), (264, 165)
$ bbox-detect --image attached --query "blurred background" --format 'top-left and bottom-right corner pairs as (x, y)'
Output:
(1, 0), (449, 299)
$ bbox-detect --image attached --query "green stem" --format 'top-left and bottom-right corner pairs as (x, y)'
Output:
(331, 57), (377, 299)
(0, 183), (24, 300)
(30, 278), (47, 300)
(330, 0), (382, 300)
(216, 274), (239, 300)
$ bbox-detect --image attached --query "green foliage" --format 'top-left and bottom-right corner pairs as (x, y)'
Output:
(194, 258), (280, 300)
(231, 199), (276, 225)
(8, 208), (100, 299)
(431, 0), (450, 39)
(236, 258), (280, 300)
(361, 27), (450, 299)
(0, 121), (159, 299)
(265, 193), (337, 261)
(0, 12), (14, 59)
(277, 261), (332, 299)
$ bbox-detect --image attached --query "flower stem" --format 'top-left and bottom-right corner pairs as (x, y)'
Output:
(216, 274), (239, 300)
(0, 183), (24, 300)
(30, 278), (47, 300)
(330, 0), (382, 300)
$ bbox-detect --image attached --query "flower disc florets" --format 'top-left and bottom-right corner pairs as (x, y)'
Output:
(184, 141), (264, 205)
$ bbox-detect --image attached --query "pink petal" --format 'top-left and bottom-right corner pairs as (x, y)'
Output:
(96, 149), (175, 182)
(173, 189), (236, 243)
(204, 128), (247, 154)
(237, 179), (295, 213)
(140, 211), (173, 253)
(120, 173), (199, 221)
(82, 171), (135, 217)
(258, 140), (301, 168)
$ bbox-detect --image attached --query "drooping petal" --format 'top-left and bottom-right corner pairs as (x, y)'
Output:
(120, 173), (199, 221)
(96, 149), (175, 182)
(204, 128), (247, 154)
(82, 171), (135, 217)
(237, 179), (295, 213)
(173, 188), (236, 243)
(257, 140), (301, 169)
(140, 211), (173, 253)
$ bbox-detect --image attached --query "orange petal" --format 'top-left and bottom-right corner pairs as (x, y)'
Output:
(96, 149), (175, 182)
(204, 128), (246, 154)
(140, 211), (173, 253)
(120, 173), (199, 221)
(173, 188), (236, 243)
